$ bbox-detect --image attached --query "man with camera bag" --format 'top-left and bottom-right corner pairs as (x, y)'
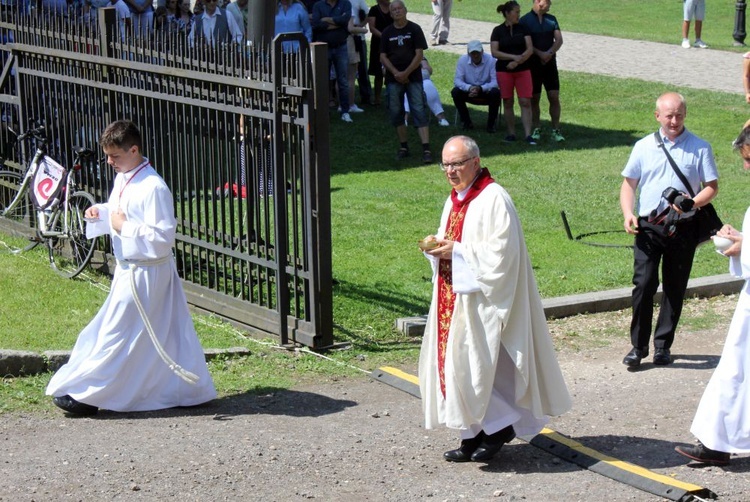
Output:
(619, 92), (718, 368)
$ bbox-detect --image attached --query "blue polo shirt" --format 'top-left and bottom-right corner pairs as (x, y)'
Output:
(519, 10), (560, 52)
(622, 128), (718, 216)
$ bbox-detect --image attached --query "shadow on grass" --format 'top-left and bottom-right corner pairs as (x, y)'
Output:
(332, 278), (430, 321)
(328, 104), (643, 175)
(89, 387), (357, 420)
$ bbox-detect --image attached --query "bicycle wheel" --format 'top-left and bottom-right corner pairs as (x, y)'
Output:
(0, 170), (38, 252)
(47, 190), (97, 279)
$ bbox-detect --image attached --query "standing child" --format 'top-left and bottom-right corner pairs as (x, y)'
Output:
(46, 120), (216, 416)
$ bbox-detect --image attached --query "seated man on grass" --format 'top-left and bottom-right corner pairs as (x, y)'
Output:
(451, 40), (501, 133)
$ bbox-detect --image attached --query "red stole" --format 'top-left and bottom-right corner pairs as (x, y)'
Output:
(436, 168), (495, 398)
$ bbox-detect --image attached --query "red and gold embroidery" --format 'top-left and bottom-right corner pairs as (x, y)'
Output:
(436, 206), (467, 398)
(434, 168), (495, 399)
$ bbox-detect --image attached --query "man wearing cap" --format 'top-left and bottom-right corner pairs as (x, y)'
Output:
(451, 40), (501, 133)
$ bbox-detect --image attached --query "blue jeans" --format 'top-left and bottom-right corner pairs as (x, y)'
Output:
(328, 43), (349, 113)
(386, 80), (428, 127)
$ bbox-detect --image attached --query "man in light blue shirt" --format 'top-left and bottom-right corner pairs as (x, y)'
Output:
(619, 92), (719, 368)
(451, 40), (500, 133)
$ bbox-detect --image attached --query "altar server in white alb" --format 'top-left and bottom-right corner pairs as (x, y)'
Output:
(46, 120), (216, 416)
(418, 135), (571, 463)
(675, 121), (750, 466)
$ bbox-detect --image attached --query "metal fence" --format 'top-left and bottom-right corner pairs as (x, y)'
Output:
(0, 5), (333, 348)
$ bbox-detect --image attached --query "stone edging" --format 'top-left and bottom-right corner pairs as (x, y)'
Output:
(395, 273), (743, 337)
(0, 347), (252, 379)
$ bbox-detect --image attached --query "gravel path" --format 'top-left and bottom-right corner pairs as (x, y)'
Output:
(408, 13), (744, 95)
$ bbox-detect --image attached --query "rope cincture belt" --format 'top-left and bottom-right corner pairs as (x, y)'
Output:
(118, 255), (200, 385)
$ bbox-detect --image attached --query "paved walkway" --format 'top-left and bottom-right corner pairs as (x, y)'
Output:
(409, 13), (744, 95)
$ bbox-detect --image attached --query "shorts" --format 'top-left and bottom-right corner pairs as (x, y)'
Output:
(385, 80), (428, 128)
(683, 0), (705, 21)
(530, 58), (560, 95)
(497, 69), (533, 100)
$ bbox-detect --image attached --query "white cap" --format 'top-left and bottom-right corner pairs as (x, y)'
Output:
(467, 40), (483, 53)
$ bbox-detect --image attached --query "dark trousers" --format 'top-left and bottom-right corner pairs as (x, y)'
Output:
(451, 86), (501, 128)
(353, 36), (372, 103)
(630, 217), (698, 350)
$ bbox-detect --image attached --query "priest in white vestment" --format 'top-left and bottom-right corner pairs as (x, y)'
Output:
(418, 135), (571, 462)
(46, 120), (217, 415)
(675, 122), (750, 466)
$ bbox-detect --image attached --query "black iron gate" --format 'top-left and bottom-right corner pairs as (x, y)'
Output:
(0, 6), (333, 348)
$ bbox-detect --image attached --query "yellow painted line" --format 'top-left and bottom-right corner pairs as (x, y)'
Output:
(379, 366), (420, 386)
(376, 367), (707, 496)
(537, 428), (704, 492)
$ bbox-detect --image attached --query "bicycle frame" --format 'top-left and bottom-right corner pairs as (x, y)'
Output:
(0, 145), (45, 217)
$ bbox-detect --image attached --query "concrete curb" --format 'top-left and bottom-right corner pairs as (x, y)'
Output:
(0, 347), (252, 378)
(396, 273), (744, 337)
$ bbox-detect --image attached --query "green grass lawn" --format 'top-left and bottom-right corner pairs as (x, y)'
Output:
(326, 49), (747, 347)
(409, 0), (748, 50)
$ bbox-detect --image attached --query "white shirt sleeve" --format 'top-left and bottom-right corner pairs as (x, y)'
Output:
(451, 242), (482, 294)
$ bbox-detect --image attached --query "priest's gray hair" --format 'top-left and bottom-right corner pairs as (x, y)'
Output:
(446, 135), (480, 158)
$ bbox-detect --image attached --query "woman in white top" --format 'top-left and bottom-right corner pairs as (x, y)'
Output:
(405, 57), (449, 126)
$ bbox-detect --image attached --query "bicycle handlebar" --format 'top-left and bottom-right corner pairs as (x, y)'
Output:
(15, 124), (47, 143)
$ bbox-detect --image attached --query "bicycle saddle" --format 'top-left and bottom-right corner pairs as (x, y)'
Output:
(75, 147), (96, 161)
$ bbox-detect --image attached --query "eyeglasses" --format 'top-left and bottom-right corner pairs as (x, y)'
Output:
(439, 156), (476, 172)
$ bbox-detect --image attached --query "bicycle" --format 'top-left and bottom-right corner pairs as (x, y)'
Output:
(0, 123), (98, 279)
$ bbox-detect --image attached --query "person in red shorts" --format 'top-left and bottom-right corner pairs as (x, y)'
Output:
(490, 1), (535, 145)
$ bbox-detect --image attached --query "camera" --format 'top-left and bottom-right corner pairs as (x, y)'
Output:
(661, 187), (694, 212)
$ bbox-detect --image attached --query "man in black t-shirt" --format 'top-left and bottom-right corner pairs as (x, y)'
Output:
(380, 0), (432, 163)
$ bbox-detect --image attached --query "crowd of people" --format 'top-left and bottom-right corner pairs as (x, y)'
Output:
(21, 0), (567, 158)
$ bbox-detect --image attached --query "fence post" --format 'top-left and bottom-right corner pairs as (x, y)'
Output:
(98, 7), (117, 124)
(734, 0), (747, 46)
(309, 42), (333, 348)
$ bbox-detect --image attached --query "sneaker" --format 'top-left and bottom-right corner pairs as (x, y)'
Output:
(396, 147), (410, 159)
(438, 118), (450, 127)
(551, 129), (565, 142)
(504, 134), (516, 143)
(422, 150), (433, 164)
(431, 38), (439, 46)
(531, 128), (542, 141)
(675, 442), (730, 466)
(349, 104), (365, 113)
(525, 135), (537, 145)
(681, 38), (690, 49)
(341, 113), (353, 123)
(693, 39), (708, 49)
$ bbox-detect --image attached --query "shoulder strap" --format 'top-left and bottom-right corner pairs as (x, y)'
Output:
(653, 131), (696, 198)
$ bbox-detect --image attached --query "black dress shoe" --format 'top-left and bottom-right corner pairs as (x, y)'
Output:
(675, 442), (730, 466)
(622, 347), (649, 367)
(444, 432), (484, 462)
(462, 122), (474, 131)
(470, 425), (516, 462)
(52, 395), (98, 416)
(653, 348), (672, 366)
